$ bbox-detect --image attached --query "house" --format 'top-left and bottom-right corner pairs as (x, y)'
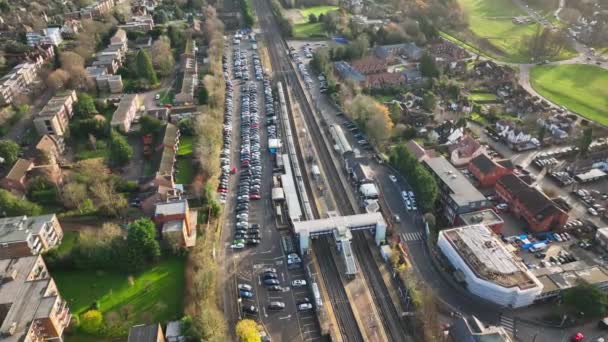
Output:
(33, 91), (78, 137)
(405, 140), (435, 162)
(334, 61), (365, 83)
(468, 153), (514, 187)
(495, 174), (568, 232)
(429, 120), (463, 145)
(153, 198), (197, 247)
(26, 27), (63, 47)
(365, 72), (406, 89)
(423, 156), (489, 223)
(0, 255), (71, 342)
(0, 62), (40, 105)
(449, 135), (483, 166)
(35, 135), (65, 163)
(111, 94), (139, 132)
(495, 120), (539, 150)
(128, 323), (166, 342)
(402, 68), (423, 84)
(0, 159), (33, 194)
(350, 56), (387, 75)
(0, 214), (64, 259)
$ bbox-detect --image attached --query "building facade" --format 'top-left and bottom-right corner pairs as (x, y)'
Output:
(111, 94), (139, 132)
(0, 215), (64, 259)
(468, 153), (514, 187)
(33, 91), (78, 137)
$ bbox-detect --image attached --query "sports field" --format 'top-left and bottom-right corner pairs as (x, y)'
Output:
(530, 64), (608, 125)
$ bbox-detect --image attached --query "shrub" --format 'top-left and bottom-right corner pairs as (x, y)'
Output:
(80, 310), (104, 334)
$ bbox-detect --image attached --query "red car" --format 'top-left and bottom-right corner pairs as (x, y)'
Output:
(217, 188), (227, 193)
(571, 332), (584, 342)
(231, 167), (237, 174)
(250, 194), (261, 200)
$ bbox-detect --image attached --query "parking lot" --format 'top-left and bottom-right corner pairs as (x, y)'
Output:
(222, 32), (324, 341)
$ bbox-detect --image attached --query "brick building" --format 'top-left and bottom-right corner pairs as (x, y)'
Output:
(153, 198), (197, 247)
(0, 215), (64, 259)
(495, 174), (568, 232)
(468, 153), (514, 187)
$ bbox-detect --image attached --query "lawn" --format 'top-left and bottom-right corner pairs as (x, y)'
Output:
(530, 64), (608, 126)
(373, 95), (394, 103)
(293, 22), (326, 38)
(175, 158), (194, 184)
(469, 92), (498, 101)
(76, 140), (108, 160)
(56, 231), (79, 257)
(452, 0), (576, 62)
(297, 6), (338, 22)
(177, 136), (193, 156)
(54, 258), (185, 336)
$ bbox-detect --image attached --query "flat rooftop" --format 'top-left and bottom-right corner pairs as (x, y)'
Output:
(442, 224), (538, 289)
(293, 212), (384, 235)
(533, 262), (608, 295)
(0, 215), (55, 244)
(424, 156), (487, 207)
(459, 209), (504, 227)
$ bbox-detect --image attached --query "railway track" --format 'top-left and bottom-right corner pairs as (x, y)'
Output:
(253, 1), (413, 341)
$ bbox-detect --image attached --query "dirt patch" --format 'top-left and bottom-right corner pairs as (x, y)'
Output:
(284, 9), (304, 23)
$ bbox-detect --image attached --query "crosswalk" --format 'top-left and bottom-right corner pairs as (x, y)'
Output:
(500, 315), (515, 335)
(401, 231), (423, 242)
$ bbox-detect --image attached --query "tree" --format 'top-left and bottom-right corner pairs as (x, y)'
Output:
(522, 26), (570, 61)
(413, 166), (438, 212)
(236, 319), (259, 342)
(74, 93), (97, 117)
(178, 118), (194, 136)
(0, 189), (42, 217)
(563, 282), (608, 318)
(198, 84), (209, 105)
(136, 50), (158, 85)
(153, 10), (169, 24)
(365, 103), (394, 145)
(81, 310), (104, 334)
(151, 36), (175, 77)
(126, 218), (161, 270)
(61, 182), (91, 212)
(60, 51), (85, 72)
(0, 140), (20, 165)
(108, 130), (133, 167)
(578, 127), (593, 155)
(419, 53), (439, 78)
(193, 306), (228, 341)
(422, 91), (437, 111)
(139, 115), (163, 135)
(46, 69), (70, 92)
(308, 13), (317, 23)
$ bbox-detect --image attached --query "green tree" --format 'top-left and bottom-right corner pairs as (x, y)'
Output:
(413, 166), (438, 212)
(0, 189), (42, 216)
(153, 10), (169, 24)
(178, 118), (194, 136)
(136, 50), (158, 85)
(139, 115), (163, 136)
(537, 125), (547, 143)
(108, 130), (133, 167)
(0, 140), (20, 165)
(198, 84), (209, 105)
(81, 310), (104, 334)
(563, 282), (608, 317)
(578, 127), (593, 155)
(419, 53), (439, 78)
(422, 91), (437, 111)
(74, 93), (97, 117)
(127, 218), (161, 269)
(236, 319), (259, 342)
(308, 13), (317, 23)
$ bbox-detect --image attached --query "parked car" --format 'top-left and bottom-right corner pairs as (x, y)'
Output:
(292, 279), (307, 287)
(267, 301), (286, 310)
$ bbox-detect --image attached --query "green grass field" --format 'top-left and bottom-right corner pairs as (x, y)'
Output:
(292, 5), (338, 38)
(177, 136), (193, 156)
(469, 92), (498, 101)
(530, 64), (608, 125)
(56, 231), (79, 257)
(453, 0), (575, 62)
(297, 6), (338, 22)
(175, 158), (194, 184)
(76, 140), (108, 161)
(54, 258), (185, 336)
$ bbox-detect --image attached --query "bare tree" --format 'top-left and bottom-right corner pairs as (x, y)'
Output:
(46, 69), (70, 92)
(151, 36), (175, 77)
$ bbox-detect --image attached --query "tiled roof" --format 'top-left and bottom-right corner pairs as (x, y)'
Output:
(5, 159), (33, 181)
(470, 154), (497, 174)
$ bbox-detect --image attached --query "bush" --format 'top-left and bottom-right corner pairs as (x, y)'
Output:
(80, 310), (104, 334)
(0, 189), (42, 216)
(115, 179), (138, 193)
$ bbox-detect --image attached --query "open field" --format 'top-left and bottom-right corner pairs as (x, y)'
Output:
(55, 258), (185, 336)
(175, 158), (194, 184)
(298, 5), (338, 21)
(530, 64), (608, 125)
(451, 0), (575, 62)
(290, 5), (338, 38)
(293, 22), (325, 38)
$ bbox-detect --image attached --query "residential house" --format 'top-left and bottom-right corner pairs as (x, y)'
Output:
(153, 198), (197, 247)
(110, 28), (128, 50)
(0, 215), (64, 259)
(468, 153), (514, 187)
(118, 15), (155, 32)
(26, 28), (63, 47)
(0, 255), (71, 342)
(334, 61), (365, 83)
(33, 91), (78, 137)
(0, 159), (33, 194)
(35, 135), (65, 164)
(350, 56), (387, 75)
(429, 120), (463, 145)
(495, 120), (539, 149)
(128, 323), (166, 342)
(423, 156), (489, 224)
(0, 62), (40, 105)
(429, 40), (469, 61)
(449, 135), (484, 166)
(495, 174), (568, 232)
(405, 140), (435, 162)
(111, 94), (139, 132)
(365, 72), (406, 89)
(402, 68), (423, 84)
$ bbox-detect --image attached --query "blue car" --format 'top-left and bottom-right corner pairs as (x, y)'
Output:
(239, 290), (254, 299)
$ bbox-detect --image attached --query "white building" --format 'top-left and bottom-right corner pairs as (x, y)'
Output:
(438, 224), (543, 308)
(26, 28), (63, 47)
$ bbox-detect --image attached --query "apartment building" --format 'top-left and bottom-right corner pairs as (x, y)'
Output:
(174, 40), (198, 106)
(111, 94), (139, 132)
(80, 0), (115, 18)
(0, 62), (40, 105)
(468, 153), (514, 187)
(154, 123), (180, 189)
(0, 159), (34, 194)
(0, 215), (64, 259)
(33, 91), (78, 137)
(86, 66), (124, 93)
(26, 28), (63, 47)
(118, 15), (155, 32)
(423, 156), (489, 224)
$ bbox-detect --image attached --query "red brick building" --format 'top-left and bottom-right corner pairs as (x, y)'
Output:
(468, 153), (514, 187)
(153, 198), (197, 247)
(495, 174), (568, 232)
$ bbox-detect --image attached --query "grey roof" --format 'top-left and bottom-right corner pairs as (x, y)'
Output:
(424, 156), (486, 207)
(0, 215), (55, 244)
(155, 199), (188, 216)
(334, 61), (365, 82)
(128, 323), (162, 342)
